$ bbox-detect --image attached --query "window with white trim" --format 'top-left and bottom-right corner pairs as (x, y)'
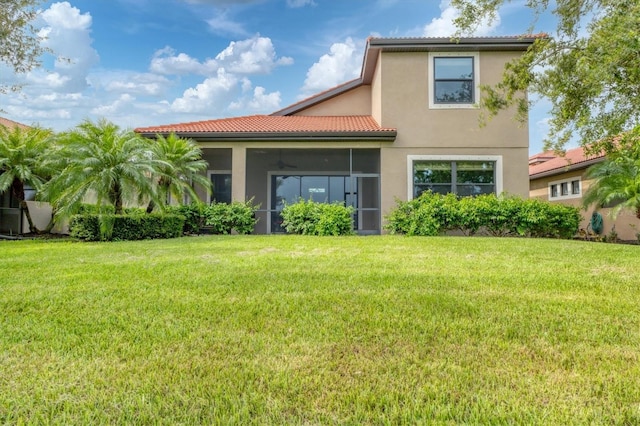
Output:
(549, 178), (581, 200)
(428, 52), (479, 109)
(410, 158), (500, 199)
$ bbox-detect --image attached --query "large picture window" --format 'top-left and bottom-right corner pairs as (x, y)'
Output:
(413, 160), (496, 198)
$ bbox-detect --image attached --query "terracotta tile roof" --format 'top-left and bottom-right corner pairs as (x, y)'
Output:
(0, 117), (30, 130)
(135, 115), (396, 135)
(529, 145), (606, 178)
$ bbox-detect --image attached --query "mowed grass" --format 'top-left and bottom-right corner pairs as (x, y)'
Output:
(1, 236), (639, 425)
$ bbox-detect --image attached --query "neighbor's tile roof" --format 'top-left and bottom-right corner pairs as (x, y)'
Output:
(135, 115), (395, 134)
(0, 117), (30, 130)
(529, 145), (606, 178)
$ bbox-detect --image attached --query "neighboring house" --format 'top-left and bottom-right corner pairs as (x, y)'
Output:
(529, 146), (640, 241)
(136, 36), (537, 234)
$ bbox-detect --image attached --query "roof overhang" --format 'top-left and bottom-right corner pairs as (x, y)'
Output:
(137, 130), (397, 143)
(529, 157), (604, 180)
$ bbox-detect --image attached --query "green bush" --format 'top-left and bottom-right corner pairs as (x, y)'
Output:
(166, 203), (206, 234)
(385, 191), (582, 239)
(203, 200), (258, 235)
(281, 199), (355, 236)
(70, 214), (184, 241)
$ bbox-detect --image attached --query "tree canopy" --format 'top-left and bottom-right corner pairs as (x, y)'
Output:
(450, 0), (640, 154)
(0, 0), (46, 92)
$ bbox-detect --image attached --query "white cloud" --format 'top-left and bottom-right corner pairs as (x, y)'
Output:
(423, 0), (501, 37)
(94, 72), (170, 97)
(36, 1), (99, 93)
(299, 37), (362, 98)
(216, 36), (294, 74)
(206, 11), (248, 37)
(150, 47), (218, 76)
(287, 0), (315, 7)
(230, 86), (281, 111)
(171, 69), (242, 113)
(91, 94), (136, 116)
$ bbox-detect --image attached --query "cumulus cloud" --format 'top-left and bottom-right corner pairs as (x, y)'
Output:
(230, 86), (281, 112)
(216, 36), (294, 74)
(423, 0), (500, 37)
(37, 1), (99, 93)
(299, 37), (362, 98)
(171, 69), (243, 113)
(150, 47), (218, 76)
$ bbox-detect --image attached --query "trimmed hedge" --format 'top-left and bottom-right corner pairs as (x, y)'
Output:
(70, 213), (185, 241)
(385, 192), (582, 239)
(281, 199), (355, 236)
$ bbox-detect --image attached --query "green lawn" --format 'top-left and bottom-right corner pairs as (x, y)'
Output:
(1, 236), (639, 424)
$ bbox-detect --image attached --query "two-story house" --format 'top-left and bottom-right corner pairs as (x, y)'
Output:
(136, 36), (536, 234)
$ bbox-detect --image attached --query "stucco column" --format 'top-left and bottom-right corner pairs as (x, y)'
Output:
(231, 146), (247, 202)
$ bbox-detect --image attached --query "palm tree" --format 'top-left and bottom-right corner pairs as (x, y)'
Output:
(145, 133), (211, 213)
(45, 119), (162, 217)
(583, 153), (640, 219)
(0, 124), (53, 233)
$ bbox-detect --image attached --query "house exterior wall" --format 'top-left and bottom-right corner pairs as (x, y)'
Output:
(373, 50), (530, 222)
(295, 85), (371, 116)
(531, 169), (640, 241)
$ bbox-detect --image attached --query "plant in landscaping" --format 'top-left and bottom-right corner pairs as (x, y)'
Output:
(385, 191), (581, 238)
(0, 124), (54, 233)
(203, 200), (259, 235)
(43, 119), (163, 218)
(280, 199), (354, 236)
(583, 132), (640, 220)
(145, 133), (211, 213)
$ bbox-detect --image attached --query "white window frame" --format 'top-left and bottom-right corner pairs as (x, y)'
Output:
(407, 155), (503, 200)
(428, 51), (480, 109)
(548, 177), (581, 200)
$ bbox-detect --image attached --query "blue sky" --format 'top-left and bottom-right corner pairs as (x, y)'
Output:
(0, 0), (557, 153)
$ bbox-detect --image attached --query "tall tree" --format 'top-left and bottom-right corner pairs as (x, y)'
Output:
(450, 0), (640, 153)
(145, 133), (211, 213)
(0, 124), (52, 233)
(44, 119), (161, 217)
(0, 0), (47, 93)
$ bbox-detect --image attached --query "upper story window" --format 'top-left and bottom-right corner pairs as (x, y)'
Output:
(434, 57), (474, 103)
(428, 52), (480, 109)
(549, 178), (581, 201)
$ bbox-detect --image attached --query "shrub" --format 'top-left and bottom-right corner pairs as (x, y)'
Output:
(70, 214), (184, 241)
(385, 191), (582, 239)
(203, 200), (258, 235)
(281, 199), (355, 236)
(166, 202), (207, 234)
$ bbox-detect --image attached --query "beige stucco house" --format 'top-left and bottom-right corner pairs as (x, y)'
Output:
(529, 146), (640, 241)
(136, 36), (536, 234)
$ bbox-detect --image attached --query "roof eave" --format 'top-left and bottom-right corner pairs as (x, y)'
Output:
(270, 79), (364, 116)
(529, 157), (604, 180)
(138, 130), (397, 142)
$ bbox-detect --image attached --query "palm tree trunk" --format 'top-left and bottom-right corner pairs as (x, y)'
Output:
(113, 182), (123, 215)
(146, 199), (155, 214)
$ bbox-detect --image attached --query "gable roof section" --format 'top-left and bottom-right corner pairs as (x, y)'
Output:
(529, 145), (606, 179)
(0, 117), (30, 130)
(135, 115), (397, 142)
(274, 35), (541, 116)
